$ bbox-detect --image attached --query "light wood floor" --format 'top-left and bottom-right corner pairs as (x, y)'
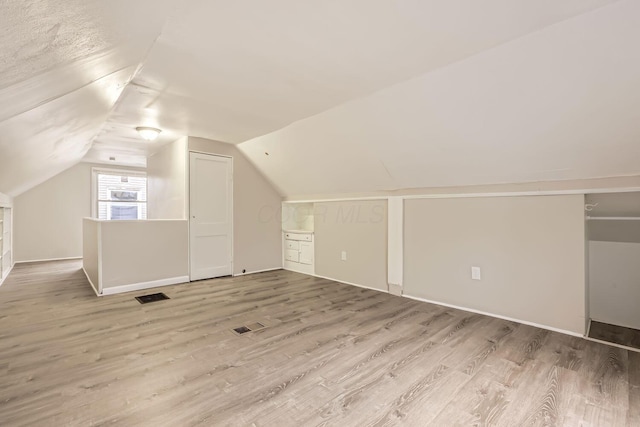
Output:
(0, 260), (638, 426)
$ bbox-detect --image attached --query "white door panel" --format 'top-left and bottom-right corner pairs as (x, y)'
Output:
(299, 242), (313, 265)
(189, 152), (233, 280)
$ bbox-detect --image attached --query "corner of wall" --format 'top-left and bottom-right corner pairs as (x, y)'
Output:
(0, 192), (13, 208)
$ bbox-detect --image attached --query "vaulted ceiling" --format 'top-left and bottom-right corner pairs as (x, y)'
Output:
(1, 0), (637, 197)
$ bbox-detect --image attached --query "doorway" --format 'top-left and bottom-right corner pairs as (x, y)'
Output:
(586, 192), (640, 350)
(189, 152), (233, 281)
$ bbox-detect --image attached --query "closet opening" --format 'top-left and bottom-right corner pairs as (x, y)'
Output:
(585, 191), (640, 351)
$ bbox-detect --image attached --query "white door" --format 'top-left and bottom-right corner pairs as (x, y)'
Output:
(189, 152), (233, 280)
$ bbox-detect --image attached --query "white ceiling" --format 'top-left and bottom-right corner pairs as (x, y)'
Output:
(2, 0), (637, 197)
(240, 0), (640, 197)
(0, 0), (174, 195)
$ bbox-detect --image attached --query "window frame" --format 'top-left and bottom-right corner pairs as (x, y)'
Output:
(91, 167), (148, 220)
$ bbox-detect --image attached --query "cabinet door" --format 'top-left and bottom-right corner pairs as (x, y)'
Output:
(299, 242), (313, 265)
(285, 249), (299, 263)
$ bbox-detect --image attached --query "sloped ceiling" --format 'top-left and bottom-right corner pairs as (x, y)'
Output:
(1, 0), (636, 198)
(0, 0), (174, 196)
(239, 0), (640, 197)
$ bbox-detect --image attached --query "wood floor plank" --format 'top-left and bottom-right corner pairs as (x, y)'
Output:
(0, 260), (638, 426)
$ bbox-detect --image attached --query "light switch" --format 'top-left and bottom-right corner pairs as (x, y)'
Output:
(471, 266), (481, 280)
(341, 251), (347, 261)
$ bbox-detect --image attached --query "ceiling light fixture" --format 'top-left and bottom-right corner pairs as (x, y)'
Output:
(136, 126), (161, 141)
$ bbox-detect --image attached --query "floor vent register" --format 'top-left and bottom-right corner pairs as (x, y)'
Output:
(135, 293), (170, 304)
(232, 322), (266, 335)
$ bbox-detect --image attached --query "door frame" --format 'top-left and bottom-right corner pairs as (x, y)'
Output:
(187, 151), (234, 281)
(583, 189), (640, 339)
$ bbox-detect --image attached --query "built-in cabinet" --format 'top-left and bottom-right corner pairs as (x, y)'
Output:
(0, 207), (13, 284)
(282, 203), (315, 275)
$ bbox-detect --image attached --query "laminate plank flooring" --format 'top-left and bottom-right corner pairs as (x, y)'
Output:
(589, 320), (640, 350)
(0, 260), (638, 426)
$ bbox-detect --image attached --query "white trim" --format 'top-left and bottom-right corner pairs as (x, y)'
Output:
(402, 187), (640, 200)
(310, 273), (389, 294)
(387, 197), (403, 288)
(91, 166), (147, 177)
(101, 276), (189, 296)
(14, 256), (82, 264)
(188, 150), (233, 159)
(83, 218), (187, 223)
(284, 197), (387, 203)
(403, 293), (584, 338)
(0, 264), (14, 287)
(388, 283), (402, 296)
(82, 267), (101, 297)
(233, 267), (281, 277)
(97, 223), (103, 295)
(283, 270), (586, 338)
(586, 216), (640, 221)
(284, 186), (640, 204)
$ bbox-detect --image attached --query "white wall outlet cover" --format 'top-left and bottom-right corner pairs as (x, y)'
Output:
(471, 266), (482, 280)
(341, 251), (347, 261)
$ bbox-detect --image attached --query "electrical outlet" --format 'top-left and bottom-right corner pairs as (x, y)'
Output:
(471, 266), (481, 280)
(341, 251), (347, 261)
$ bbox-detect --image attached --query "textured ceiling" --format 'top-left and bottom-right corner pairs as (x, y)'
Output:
(1, 0), (635, 197)
(0, 0), (174, 196)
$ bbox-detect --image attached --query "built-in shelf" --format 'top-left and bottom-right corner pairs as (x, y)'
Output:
(282, 203), (315, 275)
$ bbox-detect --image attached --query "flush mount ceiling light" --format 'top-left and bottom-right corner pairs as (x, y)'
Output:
(136, 126), (161, 141)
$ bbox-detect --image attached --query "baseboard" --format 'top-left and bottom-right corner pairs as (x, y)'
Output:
(233, 267), (282, 277)
(82, 267), (101, 297)
(388, 283), (403, 296)
(310, 273), (389, 294)
(283, 260), (314, 275)
(101, 276), (190, 296)
(403, 293), (584, 338)
(15, 256), (82, 264)
(0, 264), (14, 287)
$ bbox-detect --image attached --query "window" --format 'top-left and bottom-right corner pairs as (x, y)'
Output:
(92, 169), (147, 220)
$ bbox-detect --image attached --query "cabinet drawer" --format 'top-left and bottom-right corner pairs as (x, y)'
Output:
(284, 232), (313, 242)
(285, 249), (299, 262)
(285, 240), (299, 250)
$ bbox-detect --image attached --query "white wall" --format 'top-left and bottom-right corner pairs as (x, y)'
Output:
(588, 219), (640, 243)
(188, 137), (283, 275)
(14, 162), (144, 262)
(314, 200), (388, 291)
(589, 240), (640, 330)
(404, 195), (586, 335)
(0, 192), (11, 207)
(100, 220), (188, 290)
(82, 218), (100, 293)
(147, 137), (187, 219)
